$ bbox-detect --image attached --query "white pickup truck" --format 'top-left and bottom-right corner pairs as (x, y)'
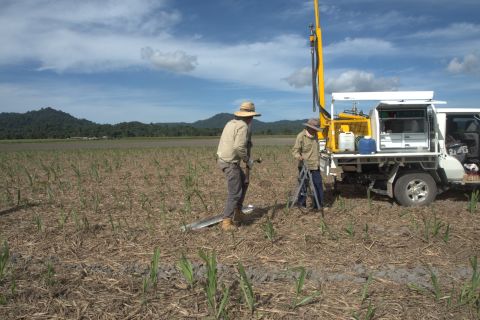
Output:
(319, 91), (480, 206)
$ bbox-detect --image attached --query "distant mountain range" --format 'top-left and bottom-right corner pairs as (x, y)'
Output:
(0, 107), (308, 139)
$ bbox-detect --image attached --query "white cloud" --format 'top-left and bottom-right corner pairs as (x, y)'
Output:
(319, 3), (339, 15)
(284, 67), (311, 88)
(325, 38), (395, 56)
(185, 34), (307, 92)
(279, 0), (338, 19)
(282, 67), (400, 92)
(279, 1), (311, 17)
(410, 23), (480, 40)
(331, 0), (478, 4)
(141, 47), (198, 73)
(0, 81), (207, 123)
(0, 0), (179, 70)
(2, 0), (476, 110)
(447, 53), (480, 75)
(325, 70), (399, 92)
(396, 24), (480, 61)
(0, 0), (310, 92)
(363, 11), (430, 30)
(330, 9), (431, 33)
(281, 0), (338, 19)
(0, 0), (177, 34)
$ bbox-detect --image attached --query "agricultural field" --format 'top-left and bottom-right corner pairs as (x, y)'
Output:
(0, 141), (479, 319)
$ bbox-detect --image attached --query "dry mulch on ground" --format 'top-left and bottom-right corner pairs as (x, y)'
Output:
(1, 145), (479, 319)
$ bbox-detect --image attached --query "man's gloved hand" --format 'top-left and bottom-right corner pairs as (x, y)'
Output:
(247, 158), (255, 169)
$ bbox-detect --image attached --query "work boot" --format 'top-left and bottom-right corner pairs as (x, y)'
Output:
(221, 218), (237, 231)
(232, 208), (247, 225)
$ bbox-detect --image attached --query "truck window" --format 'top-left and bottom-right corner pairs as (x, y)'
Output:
(448, 115), (480, 133)
(446, 114), (480, 161)
(382, 119), (425, 133)
(379, 108), (427, 134)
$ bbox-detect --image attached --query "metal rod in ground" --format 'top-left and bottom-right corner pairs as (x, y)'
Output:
(181, 205), (255, 231)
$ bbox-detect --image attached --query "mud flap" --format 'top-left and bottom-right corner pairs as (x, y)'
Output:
(387, 164), (400, 198)
(181, 205), (255, 231)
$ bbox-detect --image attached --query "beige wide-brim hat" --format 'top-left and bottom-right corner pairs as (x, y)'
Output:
(303, 118), (321, 131)
(234, 101), (261, 117)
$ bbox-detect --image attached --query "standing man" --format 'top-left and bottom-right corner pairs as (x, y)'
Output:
(217, 101), (261, 231)
(292, 118), (325, 212)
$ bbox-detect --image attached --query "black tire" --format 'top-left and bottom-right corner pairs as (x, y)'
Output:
(394, 172), (437, 207)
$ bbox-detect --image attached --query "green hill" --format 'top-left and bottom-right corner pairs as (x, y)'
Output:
(0, 107), (97, 139)
(190, 113), (234, 128)
(0, 108), (307, 139)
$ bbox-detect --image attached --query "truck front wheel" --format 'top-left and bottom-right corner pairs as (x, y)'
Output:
(394, 172), (437, 206)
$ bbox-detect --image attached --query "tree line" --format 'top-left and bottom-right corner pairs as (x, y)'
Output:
(0, 108), (301, 139)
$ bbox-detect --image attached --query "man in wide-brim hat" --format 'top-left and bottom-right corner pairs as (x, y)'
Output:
(217, 101), (261, 231)
(291, 118), (326, 212)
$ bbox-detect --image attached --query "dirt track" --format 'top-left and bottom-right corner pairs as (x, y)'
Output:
(0, 144), (479, 319)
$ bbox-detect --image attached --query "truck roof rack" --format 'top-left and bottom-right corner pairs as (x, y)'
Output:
(332, 91), (434, 101)
(379, 100), (446, 105)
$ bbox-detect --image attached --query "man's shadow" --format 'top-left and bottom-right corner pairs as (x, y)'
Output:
(243, 203), (281, 225)
(0, 203), (38, 216)
(243, 198), (328, 226)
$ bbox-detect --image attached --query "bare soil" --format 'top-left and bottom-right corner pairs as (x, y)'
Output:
(0, 143), (479, 319)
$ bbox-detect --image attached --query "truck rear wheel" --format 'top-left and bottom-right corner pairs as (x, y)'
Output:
(394, 172), (437, 206)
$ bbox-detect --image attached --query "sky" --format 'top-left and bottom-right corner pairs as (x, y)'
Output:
(0, 0), (479, 124)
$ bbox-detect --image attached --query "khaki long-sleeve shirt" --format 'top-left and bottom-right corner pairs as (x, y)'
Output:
(292, 129), (320, 170)
(217, 119), (250, 163)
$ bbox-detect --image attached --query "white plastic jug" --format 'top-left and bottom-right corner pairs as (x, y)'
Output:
(338, 132), (355, 151)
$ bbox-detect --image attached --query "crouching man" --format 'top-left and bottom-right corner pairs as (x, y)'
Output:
(291, 118), (326, 213)
(217, 101), (261, 231)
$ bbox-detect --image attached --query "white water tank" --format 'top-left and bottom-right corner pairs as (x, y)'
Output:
(338, 132), (355, 152)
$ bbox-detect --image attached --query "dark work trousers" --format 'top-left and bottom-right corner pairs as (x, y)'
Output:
(297, 168), (324, 209)
(218, 161), (246, 219)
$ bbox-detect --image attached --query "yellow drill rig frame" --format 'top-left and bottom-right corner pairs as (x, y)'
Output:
(310, 0), (371, 152)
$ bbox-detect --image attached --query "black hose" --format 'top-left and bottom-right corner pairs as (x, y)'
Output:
(311, 48), (316, 112)
(312, 38), (331, 119)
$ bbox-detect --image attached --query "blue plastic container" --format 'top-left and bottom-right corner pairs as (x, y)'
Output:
(358, 136), (376, 154)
